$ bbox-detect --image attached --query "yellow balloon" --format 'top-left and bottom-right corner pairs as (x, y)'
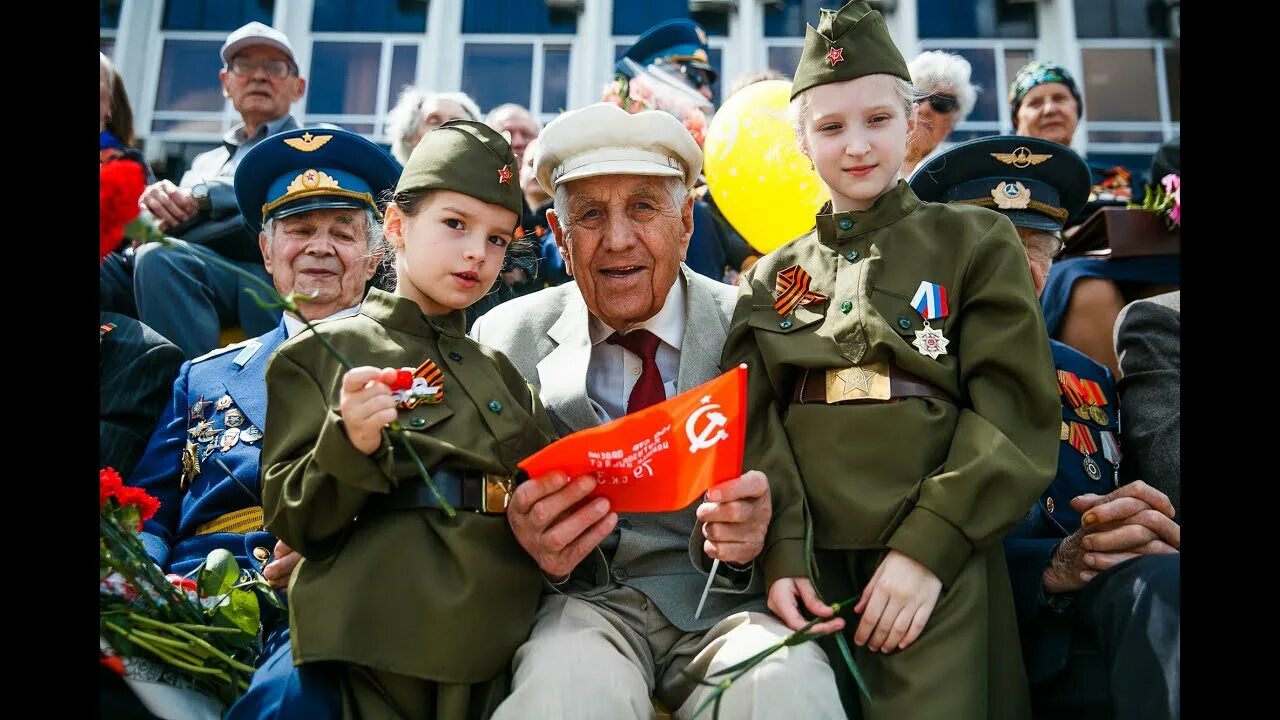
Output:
(703, 80), (826, 254)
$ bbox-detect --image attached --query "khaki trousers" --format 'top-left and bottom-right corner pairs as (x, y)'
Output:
(491, 586), (844, 720)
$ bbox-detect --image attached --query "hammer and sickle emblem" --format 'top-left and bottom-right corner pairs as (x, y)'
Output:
(686, 395), (729, 453)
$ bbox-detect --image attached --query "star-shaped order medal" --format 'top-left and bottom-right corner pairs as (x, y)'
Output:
(912, 322), (950, 359)
(181, 441), (201, 490)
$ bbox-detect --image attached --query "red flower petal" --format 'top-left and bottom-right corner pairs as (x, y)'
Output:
(99, 159), (146, 262)
(100, 467), (124, 508)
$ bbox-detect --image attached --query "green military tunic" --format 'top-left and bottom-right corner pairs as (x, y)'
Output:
(722, 180), (1060, 719)
(261, 287), (558, 719)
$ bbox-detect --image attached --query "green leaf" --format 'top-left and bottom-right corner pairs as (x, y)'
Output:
(209, 587), (260, 649)
(834, 631), (871, 700)
(197, 549), (240, 598)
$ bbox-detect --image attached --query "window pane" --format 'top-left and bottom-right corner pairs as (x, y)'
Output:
(309, 42), (380, 115)
(388, 45), (419, 105)
(767, 46), (803, 78)
(613, 0), (687, 36)
(690, 9), (729, 37)
(925, 48), (998, 123)
(154, 40), (225, 112)
(151, 118), (225, 133)
(162, 0), (273, 32)
(1074, 0), (1170, 39)
(313, 0), (427, 33)
(101, 0), (122, 28)
(1004, 48), (1033, 97)
(918, 0), (1035, 39)
(766, 0), (827, 38)
(1086, 129), (1166, 144)
(464, 0), (577, 34)
(461, 43), (533, 113)
(101, 38), (116, 57)
(1163, 46), (1179, 122)
(1081, 48), (1159, 121)
(542, 45), (571, 114)
(707, 46), (723, 107)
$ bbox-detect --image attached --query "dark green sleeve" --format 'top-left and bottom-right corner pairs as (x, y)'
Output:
(261, 351), (395, 561)
(887, 220), (1061, 586)
(720, 267), (812, 587)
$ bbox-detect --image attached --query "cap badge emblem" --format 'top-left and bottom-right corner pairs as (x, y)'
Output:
(991, 146), (1052, 169)
(284, 132), (333, 153)
(498, 165), (513, 185)
(287, 169), (341, 194)
(825, 47), (845, 66)
(992, 181), (1032, 209)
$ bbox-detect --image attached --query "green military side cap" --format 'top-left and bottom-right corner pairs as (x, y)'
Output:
(790, 0), (911, 100)
(395, 119), (523, 224)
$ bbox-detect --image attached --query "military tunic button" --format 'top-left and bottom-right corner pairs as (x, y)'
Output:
(838, 218), (853, 231)
(845, 250), (859, 262)
(449, 351), (463, 361)
(488, 400), (503, 414)
(897, 316), (913, 330)
(613, 568), (629, 582)
(779, 319), (793, 329)
(253, 547), (271, 562)
(409, 417), (427, 428)
(841, 300), (852, 314)
(1046, 497), (1056, 513)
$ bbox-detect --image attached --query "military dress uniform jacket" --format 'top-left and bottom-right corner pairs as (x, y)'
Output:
(101, 312), (184, 479)
(1005, 339), (1121, 684)
(469, 265), (767, 633)
(722, 180), (1061, 587)
(129, 322), (287, 577)
(261, 288), (557, 683)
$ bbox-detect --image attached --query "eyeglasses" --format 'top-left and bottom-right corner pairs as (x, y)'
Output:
(918, 93), (959, 114)
(228, 57), (294, 80)
(677, 63), (715, 91)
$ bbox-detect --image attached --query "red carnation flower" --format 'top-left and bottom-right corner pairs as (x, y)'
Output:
(114, 485), (161, 529)
(390, 369), (414, 391)
(100, 159), (146, 263)
(100, 467), (124, 508)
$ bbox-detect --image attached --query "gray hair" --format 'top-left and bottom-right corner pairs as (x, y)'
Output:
(484, 103), (543, 132)
(552, 175), (689, 236)
(789, 75), (924, 155)
(385, 88), (483, 163)
(908, 50), (980, 122)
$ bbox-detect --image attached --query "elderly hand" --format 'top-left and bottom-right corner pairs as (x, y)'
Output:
(507, 472), (617, 581)
(339, 367), (400, 455)
(695, 470), (771, 567)
(1042, 481), (1179, 593)
(139, 179), (199, 232)
(263, 539), (302, 590)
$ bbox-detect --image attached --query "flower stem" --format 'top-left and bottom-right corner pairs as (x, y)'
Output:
(127, 612), (258, 674)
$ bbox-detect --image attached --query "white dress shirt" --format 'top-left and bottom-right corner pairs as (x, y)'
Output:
(586, 276), (686, 423)
(283, 304), (361, 339)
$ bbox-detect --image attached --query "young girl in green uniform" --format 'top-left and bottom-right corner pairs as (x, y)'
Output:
(722, 2), (1060, 717)
(261, 121), (557, 719)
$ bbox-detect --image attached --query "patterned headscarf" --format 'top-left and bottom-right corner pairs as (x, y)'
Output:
(1008, 60), (1084, 121)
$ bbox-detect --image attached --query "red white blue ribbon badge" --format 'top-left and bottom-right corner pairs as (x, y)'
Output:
(910, 281), (949, 321)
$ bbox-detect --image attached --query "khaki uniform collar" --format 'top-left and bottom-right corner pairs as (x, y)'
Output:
(815, 179), (920, 246)
(360, 287), (467, 339)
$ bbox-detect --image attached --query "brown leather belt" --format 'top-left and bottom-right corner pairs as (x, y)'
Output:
(793, 359), (950, 405)
(363, 468), (514, 515)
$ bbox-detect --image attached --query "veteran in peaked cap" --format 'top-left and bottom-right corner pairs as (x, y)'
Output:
(616, 18), (717, 85)
(910, 135), (1091, 233)
(234, 127), (402, 234)
(535, 101), (703, 194)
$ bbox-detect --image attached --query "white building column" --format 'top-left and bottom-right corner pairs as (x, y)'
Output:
(883, 0), (920, 63)
(424, 0), (465, 92)
(274, 0), (315, 118)
(724, 0), (766, 90)
(114, 0), (163, 144)
(568, 0), (613, 111)
(1036, 0), (1085, 154)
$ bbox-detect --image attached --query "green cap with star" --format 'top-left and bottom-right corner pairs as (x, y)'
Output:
(395, 119), (523, 223)
(790, 0), (911, 101)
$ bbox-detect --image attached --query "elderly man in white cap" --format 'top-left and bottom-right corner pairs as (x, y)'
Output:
(471, 103), (843, 719)
(133, 21), (307, 360)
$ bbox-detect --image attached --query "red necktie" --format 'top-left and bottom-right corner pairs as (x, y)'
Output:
(606, 329), (666, 414)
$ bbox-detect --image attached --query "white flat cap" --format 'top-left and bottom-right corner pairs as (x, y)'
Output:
(535, 102), (703, 194)
(221, 21), (297, 68)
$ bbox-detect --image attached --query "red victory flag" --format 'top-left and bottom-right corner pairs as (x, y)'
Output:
(519, 365), (747, 513)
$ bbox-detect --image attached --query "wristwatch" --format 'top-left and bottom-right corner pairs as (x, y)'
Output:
(192, 183), (212, 213)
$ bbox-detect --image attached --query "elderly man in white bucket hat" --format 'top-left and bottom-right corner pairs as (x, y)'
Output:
(471, 102), (843, 719)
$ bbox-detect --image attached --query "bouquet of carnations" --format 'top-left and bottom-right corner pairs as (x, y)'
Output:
(1130, 173), (1180, 229)
(603, 58), (713, 147)
(99, 467), (280, 706)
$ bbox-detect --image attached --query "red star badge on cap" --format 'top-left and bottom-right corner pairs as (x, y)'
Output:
(826, 47), (844, 66)
(497, 165), (513, 184)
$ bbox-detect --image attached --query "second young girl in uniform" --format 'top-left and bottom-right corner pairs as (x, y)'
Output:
(262, 121), (558, 719)
(722, 2), (1060, 717)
